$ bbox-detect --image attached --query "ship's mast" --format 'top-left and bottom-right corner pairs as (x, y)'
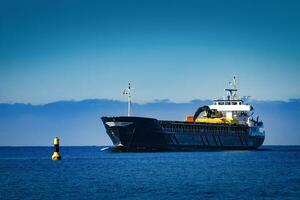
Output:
(225, 76), (238, 100)
(232, 76), (237, 100)
(123, 81), (132, 116)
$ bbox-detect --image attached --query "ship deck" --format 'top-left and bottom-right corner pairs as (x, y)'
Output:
(158, 120), (249, 135)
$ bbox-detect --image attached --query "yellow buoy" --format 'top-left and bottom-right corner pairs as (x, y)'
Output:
(52, 137), (61, 160)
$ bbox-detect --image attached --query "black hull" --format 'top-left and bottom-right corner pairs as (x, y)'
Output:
(101, 116), (265, 152)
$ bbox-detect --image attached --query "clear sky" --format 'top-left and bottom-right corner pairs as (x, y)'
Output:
(1, 0), (300, 104)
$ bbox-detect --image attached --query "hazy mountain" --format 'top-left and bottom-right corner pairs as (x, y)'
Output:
(0, 99), (299, 146)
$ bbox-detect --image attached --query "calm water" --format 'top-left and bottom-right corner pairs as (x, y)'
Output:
(0, 146), (300, 200)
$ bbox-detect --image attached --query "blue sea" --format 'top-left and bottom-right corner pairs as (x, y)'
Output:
(0, 146), (299, 200)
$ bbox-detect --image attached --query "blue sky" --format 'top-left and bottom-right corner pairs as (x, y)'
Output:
(1, 0), (300, 104)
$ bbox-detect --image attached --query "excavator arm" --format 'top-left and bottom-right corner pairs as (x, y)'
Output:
(193, 106), (212, 121)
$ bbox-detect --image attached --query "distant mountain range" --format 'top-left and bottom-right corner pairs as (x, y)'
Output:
(1, 99), (300, 146)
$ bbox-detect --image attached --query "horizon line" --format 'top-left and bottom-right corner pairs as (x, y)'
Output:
(1, 97), (300, 106)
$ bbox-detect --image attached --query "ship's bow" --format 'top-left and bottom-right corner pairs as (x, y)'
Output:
(101, 116), (166, 151)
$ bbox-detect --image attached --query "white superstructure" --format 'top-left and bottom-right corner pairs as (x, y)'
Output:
(208, 77), (264, 134)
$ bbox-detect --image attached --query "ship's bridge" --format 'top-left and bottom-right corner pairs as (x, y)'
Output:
(209, 100), (251, 112)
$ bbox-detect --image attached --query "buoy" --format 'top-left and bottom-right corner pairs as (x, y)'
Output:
(52, 137), (61, 160)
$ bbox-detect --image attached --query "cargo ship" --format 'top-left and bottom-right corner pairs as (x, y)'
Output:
(101, 77), (265, 151)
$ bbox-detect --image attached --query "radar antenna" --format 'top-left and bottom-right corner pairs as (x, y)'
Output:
(123, 81), (132, 116)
